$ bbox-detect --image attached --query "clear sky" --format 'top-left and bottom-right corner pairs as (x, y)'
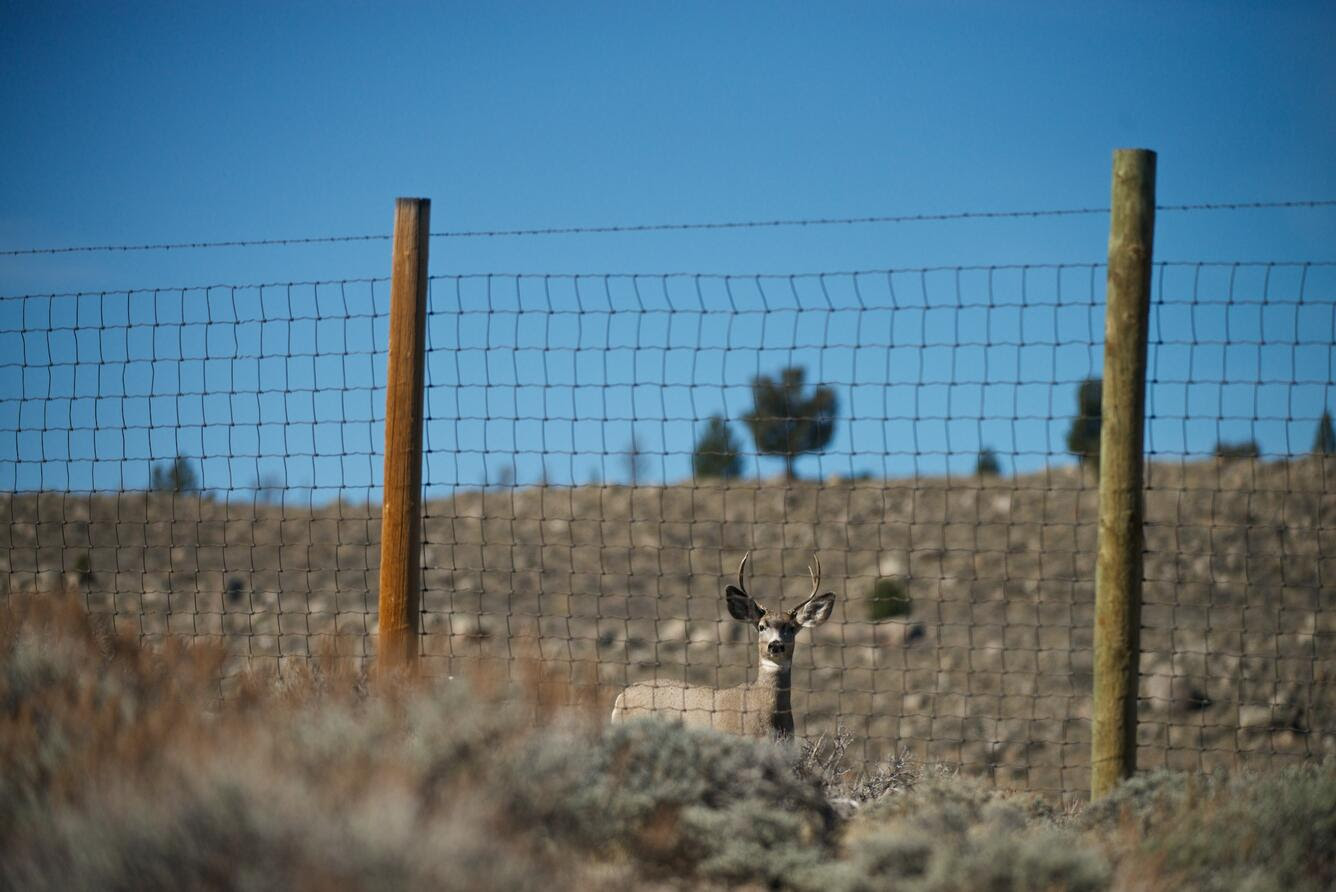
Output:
(2, 2), (1335, 498)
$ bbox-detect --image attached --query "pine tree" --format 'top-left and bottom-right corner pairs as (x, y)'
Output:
(692, 415), (744, 480)
(742, 366), (837, 481)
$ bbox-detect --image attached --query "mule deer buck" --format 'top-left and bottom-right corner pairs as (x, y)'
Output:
(610, 552), (836, 740)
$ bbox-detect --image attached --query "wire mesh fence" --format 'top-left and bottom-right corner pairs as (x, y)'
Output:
(2, 260), (1334, 798)
(1, 279), (391, 670)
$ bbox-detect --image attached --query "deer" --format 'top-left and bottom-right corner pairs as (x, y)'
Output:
(609, 552), (836, 741)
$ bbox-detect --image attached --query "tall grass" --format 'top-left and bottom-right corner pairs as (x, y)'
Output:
(1, 594), (1331, 891)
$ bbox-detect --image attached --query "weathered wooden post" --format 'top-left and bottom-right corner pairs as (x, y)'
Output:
(378, 198), (430, 676)
(1091, 150), (1155, 798)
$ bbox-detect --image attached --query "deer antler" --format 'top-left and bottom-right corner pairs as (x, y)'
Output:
(806, 553), (821, 601)
(736, 551), (751, 593)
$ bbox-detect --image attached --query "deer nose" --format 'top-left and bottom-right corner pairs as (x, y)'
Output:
(767, 641), (785, 655)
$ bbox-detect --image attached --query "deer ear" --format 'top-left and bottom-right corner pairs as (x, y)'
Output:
(793, 591), (835, 628)
(725, 586), (765, 623)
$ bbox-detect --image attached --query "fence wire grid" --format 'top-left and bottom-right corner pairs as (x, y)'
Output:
(3, 260), (1334, 797)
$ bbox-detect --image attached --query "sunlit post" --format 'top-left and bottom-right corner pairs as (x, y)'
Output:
(1092, 150), (1155, 798)
(378, 197), (430, 676)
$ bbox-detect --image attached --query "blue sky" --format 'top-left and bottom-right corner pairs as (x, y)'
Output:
(2, 2), (1334, 498)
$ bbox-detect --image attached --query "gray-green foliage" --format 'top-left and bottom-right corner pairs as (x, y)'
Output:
(504, 718), (835, 882)
(7, 601), (1336, 891)
(5, 764), (548, 892)
(1076, 768), (1192, 834)
(1097, 765), (1336, 892)
(826, 775), (1106, 892)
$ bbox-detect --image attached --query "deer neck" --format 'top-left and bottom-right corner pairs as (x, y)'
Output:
(754, 658), (793, 718)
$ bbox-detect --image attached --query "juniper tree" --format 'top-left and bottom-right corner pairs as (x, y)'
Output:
(692, 415), (743, 480)
(742, 366), (837, 481)
(150, 456), (199, 493)
(1214, 439), (1260, 460)
(623, 432), (648, 486)
(1065, 377), (1102, 471)
(1314, 409), (1336, 455)
(976, 447), (1002, 477)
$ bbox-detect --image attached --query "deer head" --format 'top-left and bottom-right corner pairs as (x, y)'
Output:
(724, 552), (835, 668)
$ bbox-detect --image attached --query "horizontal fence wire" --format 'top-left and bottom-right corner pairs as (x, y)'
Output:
(2, 261), (1334, 798)
(4, 199), (1335, 255)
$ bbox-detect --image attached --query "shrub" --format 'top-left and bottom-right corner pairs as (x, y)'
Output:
(502, 718), (836, 882)
(1077, 768), (1193, 834)
(839, 774), (1105, 892)
(798, 730), (922, 805)
(4, 757), (552, 892)
(867, 578), (911, 621)
(71, 552), (96, 587)
(1108, 764), (1336, 892)
(7, 592), (1333, 891)
(916, 825), (1108, 892)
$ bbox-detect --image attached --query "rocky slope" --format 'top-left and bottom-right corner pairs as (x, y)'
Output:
(4, 454), (1333, 796)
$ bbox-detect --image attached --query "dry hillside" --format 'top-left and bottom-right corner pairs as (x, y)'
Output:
(4, 455), (1333, 797)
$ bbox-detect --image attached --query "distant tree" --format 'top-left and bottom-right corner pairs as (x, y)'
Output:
(150, 456), (198, 493)
(1214, 439), (1260, 460)
(742, 366), (837, 481)
(692, 415), (743, 480)
(1065, 377), (1102, 471)
(1313, 410), (1336, 455)
(252, 471), (284, 504)
(623, 432), (648, 486)
(976, 447), (1002, 477)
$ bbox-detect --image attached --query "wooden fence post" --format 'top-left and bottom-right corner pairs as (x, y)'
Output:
(378, 197), (431, 676)
(1092, 150), (1155, 798)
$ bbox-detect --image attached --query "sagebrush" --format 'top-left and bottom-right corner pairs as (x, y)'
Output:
(1, 596), (1332, 891)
